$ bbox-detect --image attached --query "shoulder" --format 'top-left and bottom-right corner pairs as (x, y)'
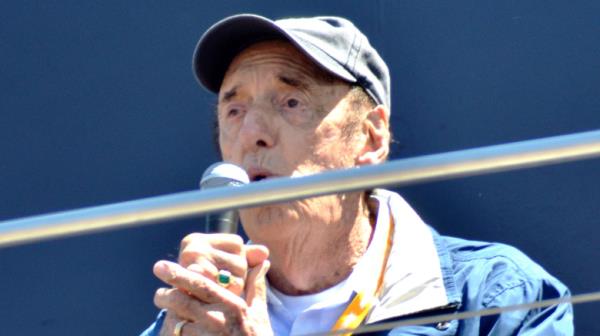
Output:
(435, 234), (573, 334)
(439, 234), (570, 306)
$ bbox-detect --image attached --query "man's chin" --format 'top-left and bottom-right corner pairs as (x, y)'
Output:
(240, 204), (301, 229)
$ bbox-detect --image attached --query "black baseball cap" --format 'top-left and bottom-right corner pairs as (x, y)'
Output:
(192, 14), (391, 108)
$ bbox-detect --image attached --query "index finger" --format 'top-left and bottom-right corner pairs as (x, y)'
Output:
(154, 260), (245, 307)
(180, 233), (245, 255)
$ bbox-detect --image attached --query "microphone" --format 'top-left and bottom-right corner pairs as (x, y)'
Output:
(200, 162), (250, 233)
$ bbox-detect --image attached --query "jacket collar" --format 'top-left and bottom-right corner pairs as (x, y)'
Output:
(364, 189), (462, 324)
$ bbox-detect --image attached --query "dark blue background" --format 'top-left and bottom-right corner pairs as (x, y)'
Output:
(1, 1), (599, 334)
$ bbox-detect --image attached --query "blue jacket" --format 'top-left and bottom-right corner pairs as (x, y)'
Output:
(368, 233), (573, 335)
(141, 190), (573, 335)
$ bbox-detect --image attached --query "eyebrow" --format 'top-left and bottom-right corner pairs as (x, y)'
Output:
(220, 85), (238, 103)
(219, 74), (309, 104)
(278, 74), (309, 91)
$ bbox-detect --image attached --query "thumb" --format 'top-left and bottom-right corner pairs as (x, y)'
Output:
(245, 244), (269, 268)
(245, 259), (270, 308)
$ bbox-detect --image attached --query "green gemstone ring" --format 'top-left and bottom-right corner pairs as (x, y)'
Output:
(217, 270), (232, 287)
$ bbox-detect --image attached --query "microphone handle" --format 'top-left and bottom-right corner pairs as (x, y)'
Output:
(204, 210), (239, 234)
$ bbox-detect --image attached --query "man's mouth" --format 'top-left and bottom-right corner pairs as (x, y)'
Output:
(253, 174), (269, 182)
(247, 168), (277, 182)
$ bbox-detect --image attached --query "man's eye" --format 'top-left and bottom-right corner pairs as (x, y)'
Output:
(227, 108), (239, 117)
(287, 98), (299, 108)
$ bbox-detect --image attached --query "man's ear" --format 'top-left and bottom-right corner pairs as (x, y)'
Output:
(356, 105), (391, 165)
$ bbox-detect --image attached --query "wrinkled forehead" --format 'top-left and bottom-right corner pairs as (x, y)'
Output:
(219, 40), (340, 94)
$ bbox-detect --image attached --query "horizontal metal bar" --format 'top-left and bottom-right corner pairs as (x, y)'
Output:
(317, 290), (600, 335)
(1, 129), (600, 248)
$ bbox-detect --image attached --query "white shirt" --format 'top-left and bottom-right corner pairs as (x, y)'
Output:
(268, 277), (353, 335)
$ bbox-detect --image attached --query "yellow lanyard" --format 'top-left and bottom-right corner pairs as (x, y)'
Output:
(331, 214), (394, 335)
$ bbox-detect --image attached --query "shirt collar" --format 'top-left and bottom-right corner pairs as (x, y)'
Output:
(365, 189), (460, 324)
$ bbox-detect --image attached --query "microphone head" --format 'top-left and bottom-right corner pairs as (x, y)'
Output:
(200, 162), (250, 190)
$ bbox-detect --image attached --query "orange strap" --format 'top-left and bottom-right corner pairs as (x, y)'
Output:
(331, 214), (394, 335)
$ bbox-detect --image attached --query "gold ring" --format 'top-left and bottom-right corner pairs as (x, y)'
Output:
(174, 320), (188, 336)
(217, 269), (232, 287)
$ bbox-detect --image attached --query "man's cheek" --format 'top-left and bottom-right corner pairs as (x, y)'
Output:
(281, 107), (318, 129)
(218, 131), (236, 159)
(318, 123), (340, 142)
(313, 138), (341, 159)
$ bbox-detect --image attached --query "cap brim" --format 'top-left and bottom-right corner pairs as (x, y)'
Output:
(193, 14), (356, 94)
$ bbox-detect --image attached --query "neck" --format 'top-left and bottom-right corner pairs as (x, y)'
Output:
(257, 192), (374, 295)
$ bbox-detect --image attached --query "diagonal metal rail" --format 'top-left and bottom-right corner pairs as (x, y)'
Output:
(305, 290), (600, 335)
(1, 129), (600, 247)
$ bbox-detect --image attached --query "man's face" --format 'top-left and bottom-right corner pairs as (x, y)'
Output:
(217, 40), (362, 182)
(216, 40), (367, 237)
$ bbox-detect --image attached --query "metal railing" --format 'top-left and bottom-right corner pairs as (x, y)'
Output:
(1, 129), (599, 248)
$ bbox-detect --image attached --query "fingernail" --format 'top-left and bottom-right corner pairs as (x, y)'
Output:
(187, 263), (202, 273)
(154, 261), (173, 280)
(259, 245), (270, 256)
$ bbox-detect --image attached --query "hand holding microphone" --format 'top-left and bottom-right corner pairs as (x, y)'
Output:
(155, 162), (254, 298)
(180, 161), (268, 295)
(165, 162), (253, 296)
(153, 162), (272, 334)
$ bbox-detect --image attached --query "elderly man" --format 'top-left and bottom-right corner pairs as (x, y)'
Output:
(142, 14), (573, 335)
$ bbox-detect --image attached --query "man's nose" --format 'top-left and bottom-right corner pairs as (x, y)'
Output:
(239, 107), (275, 151)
